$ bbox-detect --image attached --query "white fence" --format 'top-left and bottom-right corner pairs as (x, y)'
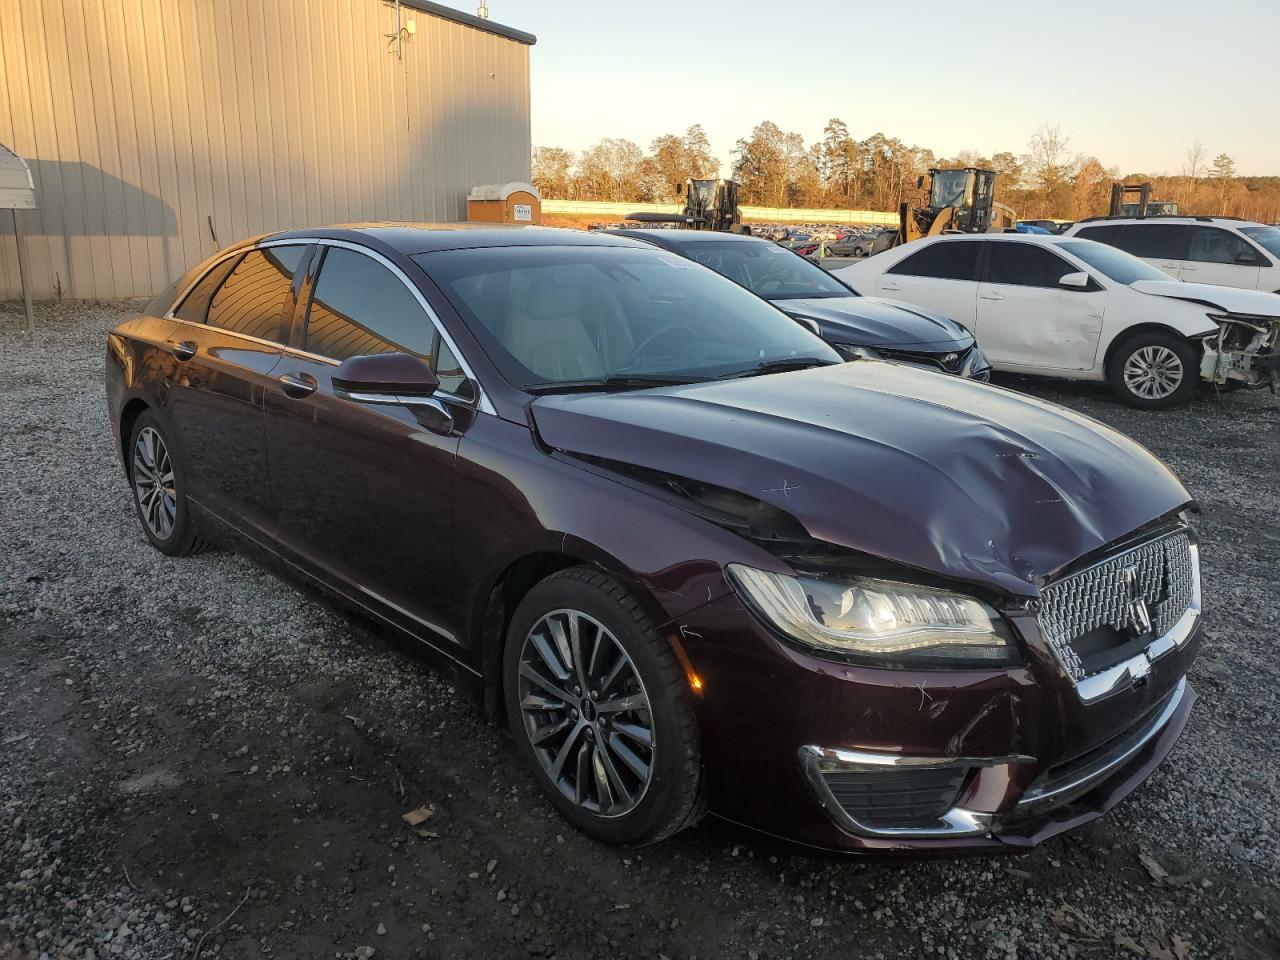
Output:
(542, 199), (897, 226)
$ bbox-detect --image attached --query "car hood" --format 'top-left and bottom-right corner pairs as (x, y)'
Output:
(1130, 280), (1280, 317)
(531, 363), (1192, 597)
(774, 295), (970, 349)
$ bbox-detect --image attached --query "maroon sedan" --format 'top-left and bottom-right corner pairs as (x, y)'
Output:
(106, 224), (1201, 853)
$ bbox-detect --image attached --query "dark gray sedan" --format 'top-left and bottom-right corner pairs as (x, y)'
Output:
(609, 230), (991, 379)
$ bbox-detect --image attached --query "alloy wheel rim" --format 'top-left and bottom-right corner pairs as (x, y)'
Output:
(132, 426), (177, 540)
(1123, 346), (1183, 399)
(516, 609), (655, 818)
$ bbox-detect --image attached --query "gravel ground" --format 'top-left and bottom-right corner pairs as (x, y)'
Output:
(2, 300), (1278, 960)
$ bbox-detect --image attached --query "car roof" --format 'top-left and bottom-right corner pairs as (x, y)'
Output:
(263, 222), (646, 255)
(916, 232), (1078, 246)
(606, 228), (763, 247)
(1072, 216), (1269, 228)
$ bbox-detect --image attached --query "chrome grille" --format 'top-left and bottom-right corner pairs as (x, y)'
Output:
(1038, 531), (1196, 681)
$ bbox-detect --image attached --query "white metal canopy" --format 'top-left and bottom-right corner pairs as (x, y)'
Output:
(1, 143), (35, 333)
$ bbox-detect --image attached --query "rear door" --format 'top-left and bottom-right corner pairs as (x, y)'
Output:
(165, 243), (311, 541)
(874, 240), (980, 326)
(1180, 226), (1264, 289)
(265, 243), (477, 646)
(975, 241), (1106, 371)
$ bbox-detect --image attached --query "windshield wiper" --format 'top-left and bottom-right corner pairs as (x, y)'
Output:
(524, 374), (703, 394)
(720, 357), (840, 379)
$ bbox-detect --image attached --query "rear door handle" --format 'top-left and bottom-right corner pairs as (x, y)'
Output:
(1180, 265), (1196, 271)
(979, 292), (1005, 301)
(880, 282), (901, 291)
(165, 339), (197, 361)
(277, 372), (318, 398)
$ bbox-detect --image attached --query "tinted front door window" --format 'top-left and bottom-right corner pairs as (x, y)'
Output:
(305, 248), (435, 361)
(1187, 227), (1259, 265)
(985, 242), (1072, 287)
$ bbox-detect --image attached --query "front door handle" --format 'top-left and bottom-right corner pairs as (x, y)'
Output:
(979, 291), (1005, 301)
(278, 372), (318, 398)
(1180, 265), (1197, 272)
(880, 282), (902, 291)
(165, 339), (197, 361)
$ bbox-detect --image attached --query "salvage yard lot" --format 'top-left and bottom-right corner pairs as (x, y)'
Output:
(2, 301), (1278, 960)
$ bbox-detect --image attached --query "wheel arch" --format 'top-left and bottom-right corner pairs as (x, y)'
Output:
(118, 396), (152, 468)
(476, 538), (682, 720)
(1102, 322), (1204, 376)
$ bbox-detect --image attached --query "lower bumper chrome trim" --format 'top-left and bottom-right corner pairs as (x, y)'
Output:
(799, 746), (1031, 839)
(1015, 676), (1189, 814)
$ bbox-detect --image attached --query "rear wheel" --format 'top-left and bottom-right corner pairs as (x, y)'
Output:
(127, 411), (211, 556)
(503, 567), (702, 845)
(1107, 332), (1198, 409)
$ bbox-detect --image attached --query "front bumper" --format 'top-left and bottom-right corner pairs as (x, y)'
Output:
(676, 592), (1200, 854)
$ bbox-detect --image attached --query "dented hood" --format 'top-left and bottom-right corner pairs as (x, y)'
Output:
(531, 362), (1193, 597)
(1130, 280), (1280, 318)
(775, 295), (972, 349)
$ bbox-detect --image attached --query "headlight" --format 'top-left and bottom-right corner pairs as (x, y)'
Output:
(835, 343), (881, 361)
(726, 564), (1016, 666)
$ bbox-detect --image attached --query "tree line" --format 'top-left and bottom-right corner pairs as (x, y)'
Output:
(532, 122), (1280, 223)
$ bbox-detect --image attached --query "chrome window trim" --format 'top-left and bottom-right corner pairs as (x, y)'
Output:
(1016, 677), (1189, 813)
(168, 315), (285, 353)
(799, 745), (1032, 840)
(163, 237), (494, 416)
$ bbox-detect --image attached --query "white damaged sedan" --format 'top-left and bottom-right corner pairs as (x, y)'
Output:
(835, 234), (1280, 408)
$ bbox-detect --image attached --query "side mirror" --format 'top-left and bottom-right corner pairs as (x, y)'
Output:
(1058, 271), (1090, 289)
(333, 352), (439, 401)
(793, 316), (821, 336)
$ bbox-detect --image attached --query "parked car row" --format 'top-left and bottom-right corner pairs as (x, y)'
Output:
(835, 232), (1280, 407)
(107, 222), (1215, 858)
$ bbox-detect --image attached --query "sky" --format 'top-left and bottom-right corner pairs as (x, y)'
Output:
(485, 0), (1280, 177)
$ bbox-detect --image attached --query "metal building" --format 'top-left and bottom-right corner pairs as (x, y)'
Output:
(0, 0), (535, 300)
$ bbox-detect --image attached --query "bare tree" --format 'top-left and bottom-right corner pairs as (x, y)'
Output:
(1211, 153), (1236, 214)
(1179, 139), (1207, 205)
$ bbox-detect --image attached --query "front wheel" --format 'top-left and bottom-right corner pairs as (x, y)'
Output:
(503, 567), (703, 845)
(1107, 332), (1198, 409)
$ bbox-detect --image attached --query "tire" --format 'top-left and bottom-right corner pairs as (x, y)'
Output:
(1107, 331), (1198, 409)
(126, 410), (211, 556)
(853, 246), (865, 257)
(503, 567), (703, 845)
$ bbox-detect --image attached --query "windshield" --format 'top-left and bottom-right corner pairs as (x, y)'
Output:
(679, 239), (852, 300)
(417, 246), (839, 391)
(1058, 240), (1176, 285)
(929, 171), (969, 209)
(1240, 226), (1280, 260)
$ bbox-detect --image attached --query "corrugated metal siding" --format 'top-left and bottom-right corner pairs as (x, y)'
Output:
(0, 0), (531, 299)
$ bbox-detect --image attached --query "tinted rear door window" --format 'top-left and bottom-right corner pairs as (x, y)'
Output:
(206, 246), (307, 340)
(985, 242), (1073, 287)
(173, 255), (241, 324)
(304, 247), (436, 362)
(1115, 224), (1187, 260)
(887, 242), (981, 280)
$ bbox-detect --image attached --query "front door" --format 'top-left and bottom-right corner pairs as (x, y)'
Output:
(976, 241), (1106, 371)
(1180, 226), (1264, 289)
(265, 244), (473, 647)
(165, 244), (310, 541)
